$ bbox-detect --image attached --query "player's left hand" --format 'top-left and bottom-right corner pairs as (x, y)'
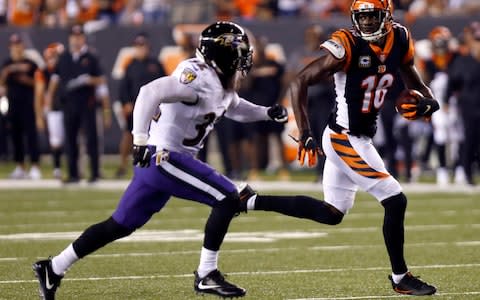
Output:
(132, 145), (151, 168)
(297, 131), (321, 167)
(267, 104), (288, 123)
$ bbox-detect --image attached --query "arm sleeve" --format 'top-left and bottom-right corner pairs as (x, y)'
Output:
(225, 94), (270, 122)
(132, 75), (198, 144)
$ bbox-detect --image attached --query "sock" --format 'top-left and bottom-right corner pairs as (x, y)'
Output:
(391, 272), (407, 284)
(51, 244), (79, 276)
(246, 197), (256, 210)
(382, 193), (408, 274)
(254, 195), (343, 225)
(197, 247), (218, 278)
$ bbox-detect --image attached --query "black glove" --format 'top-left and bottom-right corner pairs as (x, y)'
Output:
(416, 97), (439, 118)
(132, 145), (151, 168)
(267, 104), (288, 123)
(298, 130), (320, 167)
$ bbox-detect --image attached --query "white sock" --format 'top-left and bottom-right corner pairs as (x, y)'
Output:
(246, 195), (257, 210)
(197, 247), (218, 278)
(51, 244), (79, 276)
(391, 272), (407, 284)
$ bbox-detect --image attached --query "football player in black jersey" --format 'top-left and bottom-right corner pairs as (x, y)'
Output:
(244, 0), (439, 296)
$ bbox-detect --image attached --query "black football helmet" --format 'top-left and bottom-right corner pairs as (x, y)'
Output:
(197, 21), (253, 77)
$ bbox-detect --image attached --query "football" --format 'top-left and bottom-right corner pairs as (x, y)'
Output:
(395, 89), (423, 120)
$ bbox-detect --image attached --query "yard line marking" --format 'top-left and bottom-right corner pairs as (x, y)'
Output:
(2, 239), (479, 263)
(288, 291), (480, 300)
(2, 263), (480, 285)
(1, 223), (476, 242)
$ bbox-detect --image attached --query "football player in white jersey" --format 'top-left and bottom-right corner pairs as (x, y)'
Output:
(33, 21), (288, 299)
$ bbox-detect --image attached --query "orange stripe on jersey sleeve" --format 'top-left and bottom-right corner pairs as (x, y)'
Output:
(331, 30), (353, 71)
(330, 133), (390, 179)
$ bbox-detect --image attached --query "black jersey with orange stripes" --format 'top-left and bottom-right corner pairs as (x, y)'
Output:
(322, 23), (415, 137)
(36, 68), (63, 111)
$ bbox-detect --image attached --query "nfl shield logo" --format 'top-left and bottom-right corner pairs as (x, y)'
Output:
(359, 56), (371, 68)
(378, 65), (386, 73)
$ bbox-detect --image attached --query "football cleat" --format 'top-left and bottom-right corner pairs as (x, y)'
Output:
(388, 272), (436, 296)
(33, 259), (63, 300)
(194, 269), (246, 298)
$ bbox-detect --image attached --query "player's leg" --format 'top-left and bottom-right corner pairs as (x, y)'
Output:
(330, 129), (436, 295)
(47, 111), (65, 179)
(152, 150), (246, 297)
(33, 167), (169, 299)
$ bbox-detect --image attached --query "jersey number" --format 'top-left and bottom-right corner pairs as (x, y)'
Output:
(360, 74), (394, 113)
(183, 113), (216, 147)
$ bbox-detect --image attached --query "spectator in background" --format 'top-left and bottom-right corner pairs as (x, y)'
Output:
(0, 34), (42, 179)
(419, 26), (464, 185)
(7, 0), (41, 26)
(65, 0), (99, 25)
(46, 25), (106, 183)
(97, 0), (125, 24)
(284, 24), (335, 181)
(0, 0), (7, 24)
(277, 0), (306, 17)
(39, 0), (68, 27)
(36, 42), (65, 179)
(116, 33), (166, 178)
(447, 22), (480, 185)
(242, 36), (289, 180)
(141, 0), (170, 23)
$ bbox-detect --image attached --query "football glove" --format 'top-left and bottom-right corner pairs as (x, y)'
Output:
(267, 104), (288, 123)
(396, 90), (439, 120)
(297, 130), (320, 167)
(132, 145), (151, 168)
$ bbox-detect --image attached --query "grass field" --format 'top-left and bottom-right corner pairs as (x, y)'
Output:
(0, 187), (479, 300)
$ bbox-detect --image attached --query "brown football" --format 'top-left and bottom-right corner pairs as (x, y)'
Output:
(395, 89), (423, 120)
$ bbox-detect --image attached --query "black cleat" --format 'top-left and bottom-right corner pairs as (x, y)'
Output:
(33, 259), (63, 300)
(194, 269), (246, 298)
(237, 182), (257, 214)
(388, 272), (436, 296)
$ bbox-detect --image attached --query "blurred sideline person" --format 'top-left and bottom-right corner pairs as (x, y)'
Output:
(246, 0), (439, 296)
(116, 33), (166, 178)
(45, 25), (107, 183)
(284, 24), (336, 181)
(0, 33), (42, 179)
(36, 42), (65, 179)
(241, 35), (289, 180)
(33, 21), (289, 299)
(418, 26), (464, 185)
(446, 22), (480, 186)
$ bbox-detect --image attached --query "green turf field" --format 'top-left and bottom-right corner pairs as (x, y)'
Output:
(0, 188), (479, 299)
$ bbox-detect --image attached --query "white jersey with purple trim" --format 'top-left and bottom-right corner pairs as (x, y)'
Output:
(147, 58), (239, 156)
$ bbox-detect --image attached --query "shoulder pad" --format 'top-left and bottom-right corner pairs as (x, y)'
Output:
(320, 39), (346, 60)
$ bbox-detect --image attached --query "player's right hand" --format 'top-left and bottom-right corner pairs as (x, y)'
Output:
(132, 145), (151, 168)
(298, 131), (320, 167)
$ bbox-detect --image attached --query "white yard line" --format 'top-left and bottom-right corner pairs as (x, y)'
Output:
(0, 179), (480, 193)
(1, 240), (479, 262)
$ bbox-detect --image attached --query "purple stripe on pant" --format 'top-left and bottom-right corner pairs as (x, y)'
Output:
(112, 150), (237, 230)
